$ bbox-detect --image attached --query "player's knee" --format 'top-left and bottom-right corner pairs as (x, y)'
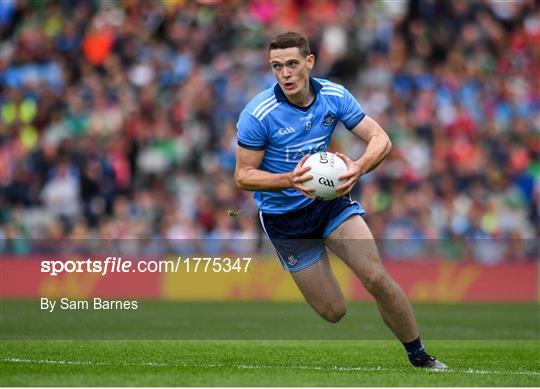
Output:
(320, 303), (347, 323)
(362, 271), (391, 297)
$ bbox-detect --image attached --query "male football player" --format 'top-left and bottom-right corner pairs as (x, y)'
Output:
(235, 32), (447, 369)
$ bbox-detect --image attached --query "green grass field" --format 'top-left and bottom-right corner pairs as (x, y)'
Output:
(1, 301), (539, 386)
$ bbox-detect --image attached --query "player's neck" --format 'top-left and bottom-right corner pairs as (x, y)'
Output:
(288, 82), (314, 107)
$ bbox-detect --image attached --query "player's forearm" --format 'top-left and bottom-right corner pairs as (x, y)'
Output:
(354, 132), (392, 175)
(235, 168), (292, 191)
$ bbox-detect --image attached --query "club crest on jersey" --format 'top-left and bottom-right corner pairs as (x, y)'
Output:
(322, 112), (336, 127)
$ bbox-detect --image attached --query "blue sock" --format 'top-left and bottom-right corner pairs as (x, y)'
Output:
(403, 337), (426, 365)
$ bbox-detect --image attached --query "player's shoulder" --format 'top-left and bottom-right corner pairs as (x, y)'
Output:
(314, 77), (347, 98)
(243, 85), (280, 119)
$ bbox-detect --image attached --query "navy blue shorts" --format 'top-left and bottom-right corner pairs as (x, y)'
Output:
(259, 197), (365, 272)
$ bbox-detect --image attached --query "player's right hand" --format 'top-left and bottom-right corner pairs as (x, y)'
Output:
(290, 154), (316, 199)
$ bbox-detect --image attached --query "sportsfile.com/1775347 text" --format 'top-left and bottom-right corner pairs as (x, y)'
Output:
(40, 257), (252, 276)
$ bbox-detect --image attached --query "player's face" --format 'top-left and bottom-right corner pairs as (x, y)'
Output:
(269, 47), (314, 100)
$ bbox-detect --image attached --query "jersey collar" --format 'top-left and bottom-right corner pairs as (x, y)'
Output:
(274, 77), (323, 104)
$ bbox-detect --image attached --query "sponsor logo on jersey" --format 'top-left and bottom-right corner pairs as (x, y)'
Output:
(284, 135), (327, 162)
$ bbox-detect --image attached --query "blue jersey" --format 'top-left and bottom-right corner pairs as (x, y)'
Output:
(236, 77), (365, 214)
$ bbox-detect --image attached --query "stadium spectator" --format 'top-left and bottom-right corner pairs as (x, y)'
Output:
(0, 0), (537, 261)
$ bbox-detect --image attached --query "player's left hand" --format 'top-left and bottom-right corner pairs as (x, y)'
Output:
(334, 152), (362, 197)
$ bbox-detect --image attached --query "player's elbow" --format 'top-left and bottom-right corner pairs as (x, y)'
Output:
(234, 169), (244, 189)
(234, 168), (249, 190)
(384, 135), (392, 157)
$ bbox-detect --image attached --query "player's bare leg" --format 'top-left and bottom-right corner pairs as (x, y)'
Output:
(325, 215), (418, 341)
(289, 252), (347, 323)
(325, 215), (447, 369)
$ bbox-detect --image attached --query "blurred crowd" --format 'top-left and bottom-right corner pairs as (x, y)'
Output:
(1, 0), (538, 262)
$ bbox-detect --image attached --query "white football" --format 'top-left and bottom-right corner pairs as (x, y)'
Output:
(303, 152), (348, 200)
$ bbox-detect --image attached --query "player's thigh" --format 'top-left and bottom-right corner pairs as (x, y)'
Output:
(325, 215), (385, 281)
(290, 251), (346, 314)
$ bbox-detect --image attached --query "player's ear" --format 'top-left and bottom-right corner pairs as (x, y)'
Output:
(306, 54), (315, 71)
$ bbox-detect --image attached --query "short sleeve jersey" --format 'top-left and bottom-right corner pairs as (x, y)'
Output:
(236, 77), (365, 214)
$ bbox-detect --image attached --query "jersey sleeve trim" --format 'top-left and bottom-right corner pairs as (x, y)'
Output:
(237, 140), (266, 151)
(345, 112), (366, 131)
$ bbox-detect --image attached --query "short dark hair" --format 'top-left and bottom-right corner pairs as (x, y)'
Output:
(269, 32), (311, 57)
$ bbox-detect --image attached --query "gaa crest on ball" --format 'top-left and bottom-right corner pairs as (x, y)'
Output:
(303, 151), (347, 201)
